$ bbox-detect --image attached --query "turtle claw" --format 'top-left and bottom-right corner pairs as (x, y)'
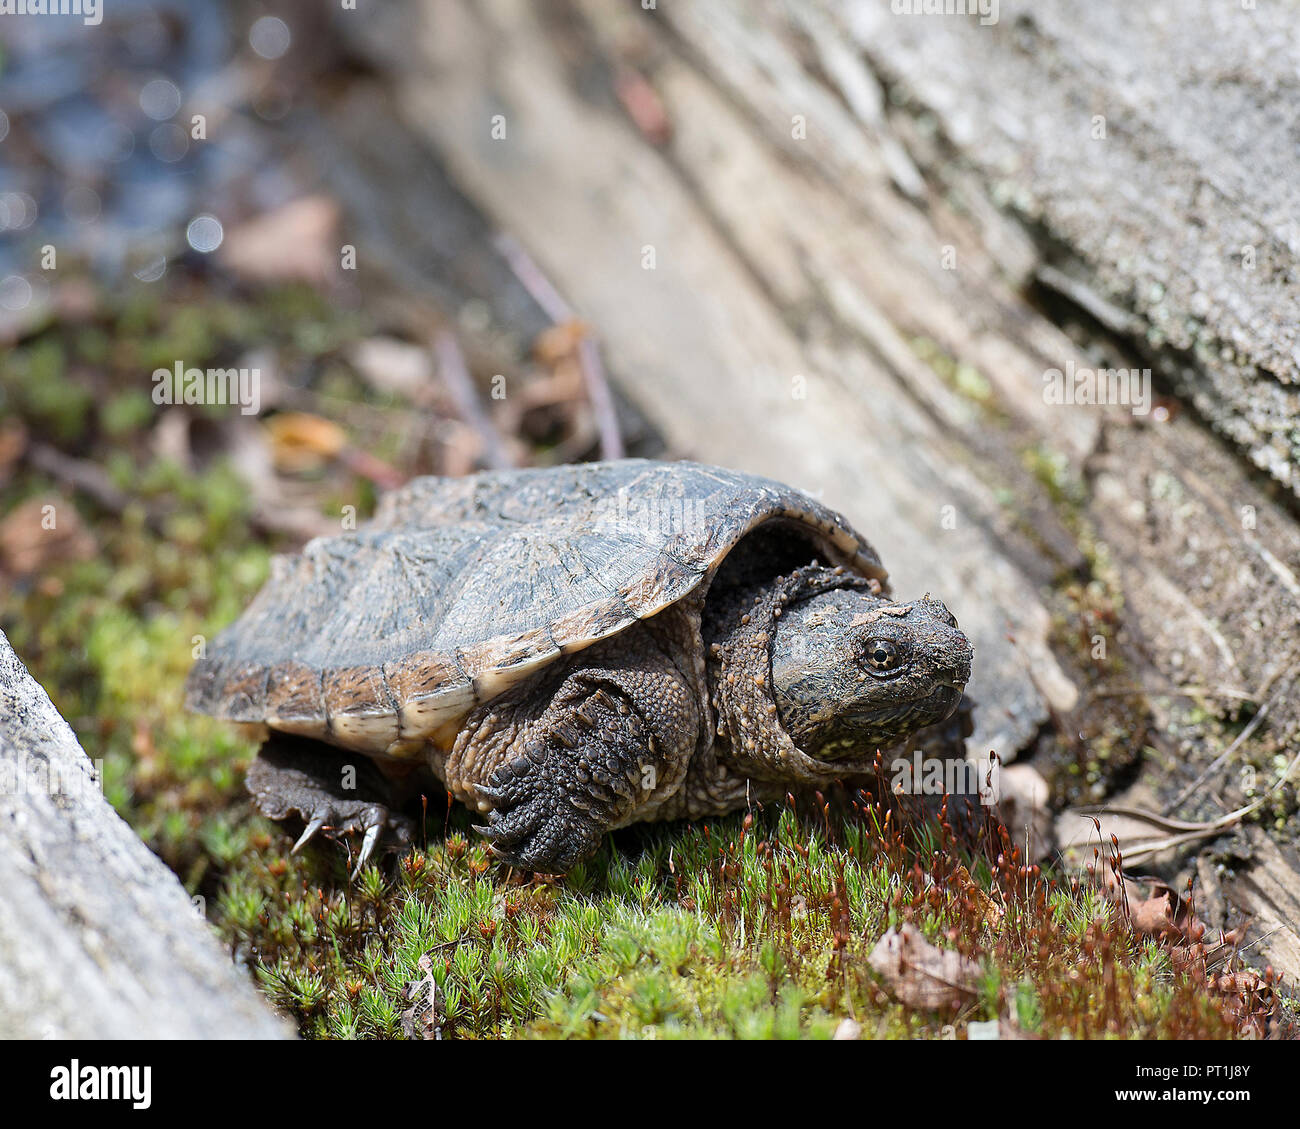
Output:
(247, 735), (416, 877)
(283, 797), (413, 880)
(474, 783), (506, 805)
(351, 821), (383, 880)
(293, 811), (328, 854)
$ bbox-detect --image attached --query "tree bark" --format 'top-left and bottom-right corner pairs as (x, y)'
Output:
(0, 632), (290, 1039)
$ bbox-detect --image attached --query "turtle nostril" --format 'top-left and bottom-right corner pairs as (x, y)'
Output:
(941, 636), (972, 684)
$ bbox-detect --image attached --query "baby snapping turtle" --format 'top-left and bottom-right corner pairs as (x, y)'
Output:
(187, 460), (973, 874)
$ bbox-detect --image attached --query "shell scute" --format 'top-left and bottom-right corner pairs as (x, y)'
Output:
(264, 661), (326, 737)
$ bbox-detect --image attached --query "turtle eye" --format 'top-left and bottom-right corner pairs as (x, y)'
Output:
(863, 638), (901, 673)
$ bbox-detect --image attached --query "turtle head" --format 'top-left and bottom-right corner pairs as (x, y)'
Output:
(769, 588), (972, 760)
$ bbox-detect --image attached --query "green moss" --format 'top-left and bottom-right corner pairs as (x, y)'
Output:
(182, 790), (1278, 1040)
(101, 390), (157, 438)
(2, 339), (93, 441)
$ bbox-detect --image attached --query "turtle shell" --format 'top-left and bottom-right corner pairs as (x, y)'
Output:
(185, 460), (888, 756)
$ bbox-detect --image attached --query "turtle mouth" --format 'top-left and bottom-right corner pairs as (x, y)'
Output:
(810, 684), (964, 763)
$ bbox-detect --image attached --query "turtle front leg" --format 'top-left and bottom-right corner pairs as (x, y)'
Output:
(247, 733), (417, 877)
(473, 684), (680, 873)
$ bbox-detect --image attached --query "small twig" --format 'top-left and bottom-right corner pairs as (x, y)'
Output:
(1087, 683), (1259, 704)
(1074, 805), (1236, 836)
(27, 441), (133, 514)
(1233, 926), (1284, 959)
(493, 233), (572, 324)
(26, 440), (169, 535)
(336, 448), (406, 491)
(575, 334), (623, 461)
(1071, 744), (1300, 867)
(1166, 676), (1290, 813)
(493, 232), (624, 461)
(432, 330), (514, 470)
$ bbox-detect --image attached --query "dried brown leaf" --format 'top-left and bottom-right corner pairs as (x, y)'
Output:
(1129, 890), (1181, 939)
(264, 412), (347, 471)
(951, 864), (1004, 932)
(868, 923), (981, 1013)
(219, 195), (340, 286)
(0, 495), (96, 578)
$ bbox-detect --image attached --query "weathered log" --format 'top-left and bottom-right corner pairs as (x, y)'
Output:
(0, 631), (290, 1039)
(844, 0), (1300, 495)
(326, 0), (1300, 978)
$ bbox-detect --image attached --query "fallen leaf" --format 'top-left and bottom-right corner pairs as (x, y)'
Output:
(1212, 970), (1266, 995)
(1110, 875), (1205, 946)
(263, 410), (403, 488)
(0, 495), (96, 578)
(1128, 889), (1181, 940)
(400, 951), (443, 1041)
(219, 196), (340, 286)
(264, 412), (347, 471)
(868, 923), (982, 1013)
(532, 319), (589, 366)
(951, 864), (1004, 932)
(349, 336), (435, 401)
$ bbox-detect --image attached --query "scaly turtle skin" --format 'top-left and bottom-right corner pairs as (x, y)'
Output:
(187, 460), (973, 874)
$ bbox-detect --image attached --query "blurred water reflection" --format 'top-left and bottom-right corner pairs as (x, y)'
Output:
(0, 1), (308, 285)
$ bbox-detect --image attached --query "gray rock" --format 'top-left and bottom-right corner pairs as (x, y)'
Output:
(0, 631), (290, 1039)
